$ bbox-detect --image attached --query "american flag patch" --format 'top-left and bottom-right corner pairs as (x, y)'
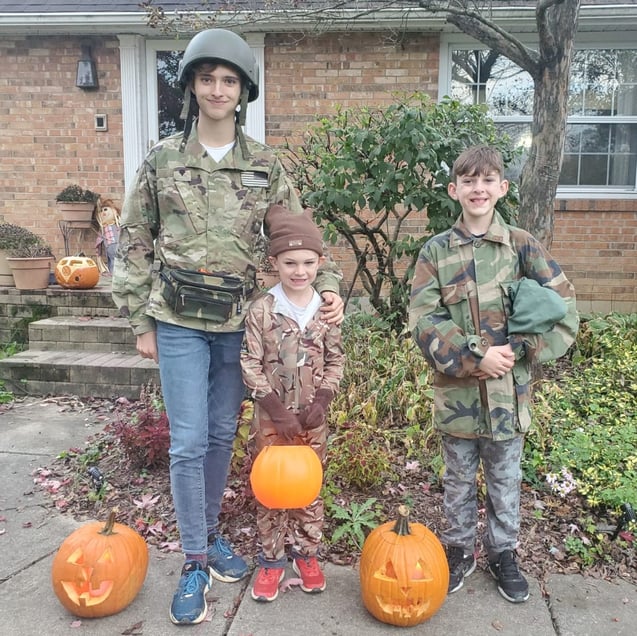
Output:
(241, 171), (269, 188)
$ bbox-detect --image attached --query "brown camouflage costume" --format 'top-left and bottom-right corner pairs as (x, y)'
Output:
(111, 124), (341, 335)
(409, 211), (579, 556)
(241, 292), (344, 564)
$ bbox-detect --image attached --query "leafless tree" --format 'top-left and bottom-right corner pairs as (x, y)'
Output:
(144, 0), (582, 247)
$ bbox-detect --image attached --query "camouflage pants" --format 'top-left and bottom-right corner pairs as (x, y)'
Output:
(440, 434), (524, 562)
(250, 415), (327, 564)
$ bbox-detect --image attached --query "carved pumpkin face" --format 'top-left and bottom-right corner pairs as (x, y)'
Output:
(55, 256), (100, 289)
(359, 506), (449, 627)
(250, 444), (323, 509)
(51, 513), (149, 618)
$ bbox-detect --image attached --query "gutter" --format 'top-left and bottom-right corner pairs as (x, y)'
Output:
(0, 6), (635, 37)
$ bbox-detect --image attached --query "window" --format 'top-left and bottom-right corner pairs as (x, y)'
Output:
(445, 44), (637, 195)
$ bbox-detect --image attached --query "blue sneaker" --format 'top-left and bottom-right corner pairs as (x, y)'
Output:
(207, 533), (248, 582)
(169, 560), (211, 625)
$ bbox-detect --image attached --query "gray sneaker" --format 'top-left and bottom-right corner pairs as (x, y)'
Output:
(445, 545), (476, 593)
(488, 550), (529, 603)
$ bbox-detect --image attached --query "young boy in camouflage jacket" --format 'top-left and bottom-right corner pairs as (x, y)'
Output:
(408, 145), (579, 603)
(241, 204), (344, 603)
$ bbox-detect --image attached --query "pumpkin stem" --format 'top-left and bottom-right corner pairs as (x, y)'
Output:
(393, 504), (411, 536)
(100, 510), (117, 536)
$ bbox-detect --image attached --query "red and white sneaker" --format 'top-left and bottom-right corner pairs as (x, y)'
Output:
(251, 566), (285, 602)
(292, 556), (326, 593)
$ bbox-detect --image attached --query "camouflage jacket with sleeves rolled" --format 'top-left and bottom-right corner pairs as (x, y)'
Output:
(240, 292), (344, 418)
(408, 212), (579, 441)
(111, 124), (342, 335)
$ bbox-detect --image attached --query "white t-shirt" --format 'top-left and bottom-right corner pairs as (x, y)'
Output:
(203, 141), (235, 163)
(269, 283), (321, 331)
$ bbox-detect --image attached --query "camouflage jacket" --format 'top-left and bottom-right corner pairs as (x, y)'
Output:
(408, 212), (579, 440)
(111, 124), (341, 335)
(240, 291), (344, 417)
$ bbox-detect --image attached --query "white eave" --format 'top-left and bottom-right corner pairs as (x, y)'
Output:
(0, 6), (635, 37)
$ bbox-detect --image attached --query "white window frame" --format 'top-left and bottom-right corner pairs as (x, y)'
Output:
(119, 34), (265, 192)
(439, 32), (637, 200)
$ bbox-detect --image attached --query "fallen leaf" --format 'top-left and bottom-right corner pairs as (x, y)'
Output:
(279, 577), (303, 593)
(121, 620), (143, 635)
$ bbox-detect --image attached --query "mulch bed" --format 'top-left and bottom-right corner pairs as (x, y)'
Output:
(27, 395), (635, 591)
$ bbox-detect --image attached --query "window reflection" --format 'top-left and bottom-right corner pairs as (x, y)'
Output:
(450, 47), (637, 189)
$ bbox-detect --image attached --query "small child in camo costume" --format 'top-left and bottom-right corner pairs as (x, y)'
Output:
(241, 204), (344, 603)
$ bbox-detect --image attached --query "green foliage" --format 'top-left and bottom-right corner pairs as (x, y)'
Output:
(326, 497), (382, 550)
(9, 304), (53, 344)
(285, 93), (521, 331)
(0, 223), (44, 251)
(0, 381), (14, 404)
(526, 314), (637, 511)
(325, 313), (437, 490)
(56, 184), (100, 203)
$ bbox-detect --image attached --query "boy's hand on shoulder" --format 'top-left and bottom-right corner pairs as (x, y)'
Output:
(319, 291), (344, 325)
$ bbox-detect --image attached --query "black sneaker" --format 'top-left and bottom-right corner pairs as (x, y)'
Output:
(488, 550), (530, 603)
(445, 545), (476, 593)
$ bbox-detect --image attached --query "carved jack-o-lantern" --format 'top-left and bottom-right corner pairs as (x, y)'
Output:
(250, 444), (323, 509)
(55, 256), (100, 289)
(359, 505), (449, 627)
(51, 512), (149, 618)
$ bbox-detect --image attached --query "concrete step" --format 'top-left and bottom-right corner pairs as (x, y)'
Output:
(0, 349), (159, 400)
(27, 316), (136, 353)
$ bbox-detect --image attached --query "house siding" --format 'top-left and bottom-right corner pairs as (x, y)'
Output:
(0, 32), (634, 313)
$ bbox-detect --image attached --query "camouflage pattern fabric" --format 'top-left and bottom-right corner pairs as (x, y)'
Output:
(242, 292), (344, 560)
(241, 293), (344, 407)
(408, 211), (579, 440)
(441, 434), (524, 557)
(111, 123), (342, 336)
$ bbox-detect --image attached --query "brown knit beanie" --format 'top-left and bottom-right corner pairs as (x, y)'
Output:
(266, 204), (323, 257)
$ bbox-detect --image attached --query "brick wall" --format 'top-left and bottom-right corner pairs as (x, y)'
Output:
(0, 35), (126, 260)
(0, 32), (634, 313)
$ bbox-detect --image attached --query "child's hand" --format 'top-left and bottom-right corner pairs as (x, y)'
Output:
(301, 389), (333, 429)
(477, 344), (515, 379)
(257, 392), (302, 440)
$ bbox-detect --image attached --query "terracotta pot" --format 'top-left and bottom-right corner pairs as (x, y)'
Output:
(6, 257), (52, 290)
(0, 248), (15, 286)
(56, 201), (96, 228)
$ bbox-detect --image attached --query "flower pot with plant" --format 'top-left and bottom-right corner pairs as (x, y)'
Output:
(6, 232), (55, 290)
(0, 223), (48, 286)
(56, 184), (101, 228)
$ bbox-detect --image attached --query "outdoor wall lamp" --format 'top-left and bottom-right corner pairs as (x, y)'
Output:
(76, 44), (98, 89)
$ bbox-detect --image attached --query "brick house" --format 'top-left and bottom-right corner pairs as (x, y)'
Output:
(0, 1), (635, 313)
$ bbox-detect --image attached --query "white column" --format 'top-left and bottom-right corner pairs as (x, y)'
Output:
(245, 33), (265, 143)
(118, 35), (147, 192)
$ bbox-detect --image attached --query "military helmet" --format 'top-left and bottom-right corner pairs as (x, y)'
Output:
(178, 28), (259, 102)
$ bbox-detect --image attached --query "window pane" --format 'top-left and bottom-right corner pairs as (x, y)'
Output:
(157, 51), (184, 139)
(559, 123), (637, 186)
(450, 50), (533, 115)
(569, 50), (618, 116)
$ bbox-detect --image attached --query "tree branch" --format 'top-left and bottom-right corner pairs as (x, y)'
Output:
(419, 0), (540, 75)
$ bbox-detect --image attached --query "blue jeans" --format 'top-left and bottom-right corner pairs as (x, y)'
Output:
(156, 321), (245, 556)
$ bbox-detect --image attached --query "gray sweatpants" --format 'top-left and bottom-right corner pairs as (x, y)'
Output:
(440, 434), (524, 562)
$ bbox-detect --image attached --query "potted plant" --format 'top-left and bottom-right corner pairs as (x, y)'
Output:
(4, 228), (55, 290)
(0, 222), (46, 286)
(56, 184), (101, 227)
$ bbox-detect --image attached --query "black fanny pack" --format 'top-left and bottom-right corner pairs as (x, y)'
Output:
(160, 268), (249, 323)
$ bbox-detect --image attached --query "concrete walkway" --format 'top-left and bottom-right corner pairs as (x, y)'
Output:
(1, 398), (635, 635)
